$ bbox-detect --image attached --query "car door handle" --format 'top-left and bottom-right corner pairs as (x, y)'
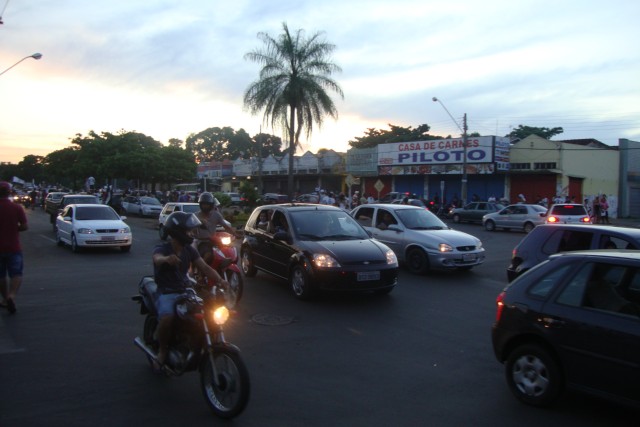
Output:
(540, 316), (566, 328)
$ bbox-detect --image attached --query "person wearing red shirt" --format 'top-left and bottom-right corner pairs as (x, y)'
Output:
(0, 181), (28, 314)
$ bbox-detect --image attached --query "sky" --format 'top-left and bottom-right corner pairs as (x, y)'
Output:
(1, 0), (639, 164)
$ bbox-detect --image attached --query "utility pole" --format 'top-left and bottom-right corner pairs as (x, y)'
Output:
(462, 113), (468, 206)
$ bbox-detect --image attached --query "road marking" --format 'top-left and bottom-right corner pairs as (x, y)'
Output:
(39, 234), (56, 243)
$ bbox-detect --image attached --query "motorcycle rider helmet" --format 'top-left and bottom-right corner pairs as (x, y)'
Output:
(198, 192), (219, 213)
(164, 211), (202, 245)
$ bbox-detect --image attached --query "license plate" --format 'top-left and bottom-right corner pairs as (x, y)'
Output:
(463, 253), (477, 262)
(357, 271), (380, 281)
(101, 236), (115, 241)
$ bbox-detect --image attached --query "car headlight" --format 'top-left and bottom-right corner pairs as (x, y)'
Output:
(77, 228), (94, 234)
(439, 243), (453, 252)
(385, 249), (398, 265)
(313, 253), (341, 268)
(476, 240), (483, 249)
(121, 227), (131, 234)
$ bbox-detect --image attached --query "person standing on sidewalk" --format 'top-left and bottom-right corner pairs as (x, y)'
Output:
(0, 181), (28, 314)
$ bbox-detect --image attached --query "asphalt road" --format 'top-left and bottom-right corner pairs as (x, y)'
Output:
(0, 208), (636, 427)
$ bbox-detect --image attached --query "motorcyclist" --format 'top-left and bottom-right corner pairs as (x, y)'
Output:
(193, 192), (241, 264)
(151, 211), (228, 372)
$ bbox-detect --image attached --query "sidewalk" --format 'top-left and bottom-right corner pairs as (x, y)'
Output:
(605, 217), (640, 228)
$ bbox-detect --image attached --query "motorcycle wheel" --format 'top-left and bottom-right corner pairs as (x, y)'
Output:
(222, 270), (243, 309)
(200, 347), (250, 419)
(143, 315), (159, 367)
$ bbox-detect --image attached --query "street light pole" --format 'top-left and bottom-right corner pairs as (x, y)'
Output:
(0, 52), (43, 76)
(432, 97), (468, 206)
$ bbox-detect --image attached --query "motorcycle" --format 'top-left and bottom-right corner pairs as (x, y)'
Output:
(193, 223), (243, 309)
(132, 276), (250, 419)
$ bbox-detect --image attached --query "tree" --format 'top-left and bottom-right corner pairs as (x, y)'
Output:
(244, 22), (344, 198)
(506, 125), (564, 141)
(348, 124), (441, 148)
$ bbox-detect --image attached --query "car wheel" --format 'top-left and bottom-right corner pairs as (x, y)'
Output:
(484, 220), (496, 231)
(505, 344), (562, 407)
(71, 234), (80, 253)
(453, 214), (461, 223)
(523, 222), (535, 233)
(290, 264), (315, 300)
(121, 245), (131, 253)
(240, 248), (257, 277)
(158, 225), (167, 241)
(406, 247), (430, 275)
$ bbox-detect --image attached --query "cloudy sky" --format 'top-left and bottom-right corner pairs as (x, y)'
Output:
(1, 0), (639, 164)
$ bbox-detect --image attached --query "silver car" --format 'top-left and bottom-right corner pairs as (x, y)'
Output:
(351, 204), (485, 274)
(482, 204), (547, 233)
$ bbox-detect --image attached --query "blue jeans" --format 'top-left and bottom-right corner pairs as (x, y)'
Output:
(156, 293), (182, 318)
(0, 252), (23, 278)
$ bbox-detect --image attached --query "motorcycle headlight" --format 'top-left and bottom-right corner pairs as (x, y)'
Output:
(313, 253), (341, 268)
(385, 249), (398, 265)
(220, 235), (232, 246)
(438, 243), (453, 252)
(212, 306), (229, 325)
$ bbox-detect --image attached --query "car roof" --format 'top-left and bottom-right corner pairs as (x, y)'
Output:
(357, 203), (422, 210)
(532, 223), (640, 237)
(259, 203), (341, 212)
(549, 249), (640, 262)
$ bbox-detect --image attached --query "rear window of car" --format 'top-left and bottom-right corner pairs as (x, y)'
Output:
(527, 263), (573, 299)
(542, 229), (593, 254)
(550, 205), (587, 216)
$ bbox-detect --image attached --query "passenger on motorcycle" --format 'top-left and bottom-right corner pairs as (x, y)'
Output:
(193, 192), (241, 264)
(152, 211), (228, 371)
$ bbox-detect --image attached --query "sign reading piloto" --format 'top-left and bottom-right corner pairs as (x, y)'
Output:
(378, 136), (496, 166)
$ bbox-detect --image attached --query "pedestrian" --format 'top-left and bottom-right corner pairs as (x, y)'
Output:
(0, 181), (28, 314)
(600, 195), (610, 224)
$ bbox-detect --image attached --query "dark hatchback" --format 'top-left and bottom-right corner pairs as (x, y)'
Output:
(240, 204), (399, 299)
(492, 251), (640, 408)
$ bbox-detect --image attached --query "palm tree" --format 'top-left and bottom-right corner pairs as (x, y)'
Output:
(244, 22), (343, 198)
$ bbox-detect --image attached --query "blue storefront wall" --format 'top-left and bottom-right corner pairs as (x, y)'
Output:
(427, 174), (505, 205)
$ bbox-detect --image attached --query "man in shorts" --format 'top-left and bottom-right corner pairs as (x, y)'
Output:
(0, 181), (28, 314)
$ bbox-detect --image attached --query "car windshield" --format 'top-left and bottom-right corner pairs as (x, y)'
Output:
(396, 209), (448, 230)
(182, 205), (200, 213)
(140, 197), (161, 205)
(290, 210), (369, 241)
(76, 206), (120, 220)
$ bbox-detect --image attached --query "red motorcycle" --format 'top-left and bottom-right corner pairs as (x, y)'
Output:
(193, 224), (243, 309)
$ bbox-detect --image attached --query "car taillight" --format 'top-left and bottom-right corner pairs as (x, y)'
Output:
(495, 291), (506, 322)
(581, 217), (590, 223)
(547, 216), (558, 223)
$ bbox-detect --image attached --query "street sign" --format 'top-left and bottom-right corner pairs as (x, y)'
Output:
(374, 179), (384, 192)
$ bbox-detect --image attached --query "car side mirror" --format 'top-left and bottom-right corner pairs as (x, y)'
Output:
(63, 216), (72, 221)
(387, 224), (402, 232)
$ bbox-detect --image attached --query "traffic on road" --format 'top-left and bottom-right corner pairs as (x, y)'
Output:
(1, 204), (638, 427)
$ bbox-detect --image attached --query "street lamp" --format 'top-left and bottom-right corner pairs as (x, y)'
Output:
(432, 96), (468, 205)
(0, 52), (43, 76)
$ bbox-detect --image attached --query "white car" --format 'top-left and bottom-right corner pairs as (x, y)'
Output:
(56, 204), (132, 252)
(351, 204), (485, 274)
(122, 196), (163, 217)
(158, 202), (200, 240)
(482, 204), (547, 233)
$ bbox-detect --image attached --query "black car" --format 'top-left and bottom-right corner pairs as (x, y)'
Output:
(49, 194), (101, 231)
(507, 224), (640, 282)
(492, 250), (640, 408)
(240, 203), (399, 299)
